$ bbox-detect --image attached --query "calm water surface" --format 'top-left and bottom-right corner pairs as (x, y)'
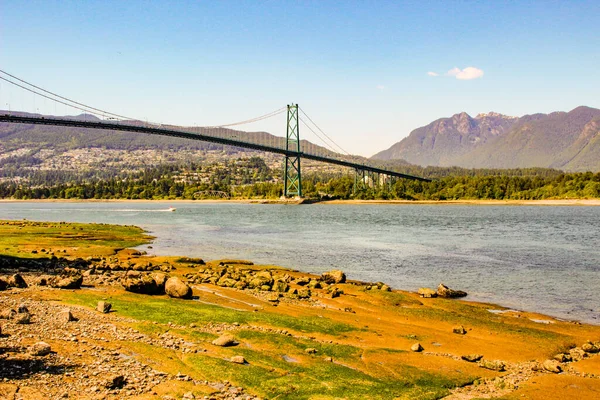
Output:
(1, 201), (599, 324)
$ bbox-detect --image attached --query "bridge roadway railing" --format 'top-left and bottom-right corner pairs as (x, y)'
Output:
(0, 114), (431, 182)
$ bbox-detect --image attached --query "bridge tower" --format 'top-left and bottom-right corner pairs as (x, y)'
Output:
(283, 104), (302, 197)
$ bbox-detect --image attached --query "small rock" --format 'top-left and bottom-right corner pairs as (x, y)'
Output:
(105, 374), (126, 389)
(230, 355), (246, 364)
(212, 335), (237, 347)
(266, 292), (280, 302)
(437, 283), (467, 298)
(328, 287), (343, 298)
(14, 312), (30, 324)
(182, 392), (195, 400)
(479, 360), (505, 371)
(272, 280), (289, 292)
(569, 347), (587, 361)
(554, 353), (572, 362)
(295, 277), (310, 286)
(453, 325), (467, 335)
(542, 359), (562, 373)
(8, 274), (27, 288)
(97, 301), (112, 313)
(411, 343), (423, 352)
(380, 284), (391, 292)
(305, 348), (318, 354)
(307, 279), (322, 289)
(29, 342), (51, 356)
(321, 270), (346, 284)
(461, 354), (483, 362)
(417, 288), (437, 298)
(59, 309), (76, 323)
(323, 356), (333, 362)
(17, 304), (29, 313)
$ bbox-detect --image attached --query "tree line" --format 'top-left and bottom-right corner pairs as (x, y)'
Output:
(1, 159), (599, 200)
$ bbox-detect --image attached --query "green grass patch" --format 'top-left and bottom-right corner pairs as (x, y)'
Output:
(0, 220), (151, 258)
(59, 290), (358, 336)
(236, 329), (362, 360)
(131, 321), (219, 343)
(185, 351), (463, 400)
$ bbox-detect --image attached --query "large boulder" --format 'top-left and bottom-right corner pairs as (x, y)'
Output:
(165, 277), (192, 299)
(122, 274), (161, 295)
(321, 270), (346, 284)
(0, 278), (8, 291)
(49, 274), (83, 289)
(436, 283), (468, 298)
(582, 341), (600, 354)
(151, 272), (168, 289)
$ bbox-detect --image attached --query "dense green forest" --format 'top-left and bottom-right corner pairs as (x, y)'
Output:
(1, 156), (599, 200)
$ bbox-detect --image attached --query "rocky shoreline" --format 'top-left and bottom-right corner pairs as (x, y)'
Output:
(2, 219), (600, 399)
(2, 254), (600, 399)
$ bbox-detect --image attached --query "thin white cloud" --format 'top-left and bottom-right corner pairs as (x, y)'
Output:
(447, 66), (484, 80)
(376, 84), (385, 90)
(427, 71), (439, 77)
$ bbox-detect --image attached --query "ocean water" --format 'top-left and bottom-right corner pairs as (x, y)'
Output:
(1, 201), (599, 324)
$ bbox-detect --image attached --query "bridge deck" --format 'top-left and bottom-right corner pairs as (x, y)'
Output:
(0, 114), (431, 182)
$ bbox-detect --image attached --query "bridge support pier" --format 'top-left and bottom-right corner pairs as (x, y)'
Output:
(283, 104), (302, 197)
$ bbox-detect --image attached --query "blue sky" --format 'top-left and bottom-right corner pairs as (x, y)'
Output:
(1, 1), (599, 156)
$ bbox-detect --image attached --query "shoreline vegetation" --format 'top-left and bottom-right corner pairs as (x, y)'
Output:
(1, 161), (599, 202)
(1, 198), (600, 206)
(0, 221), (599, 399)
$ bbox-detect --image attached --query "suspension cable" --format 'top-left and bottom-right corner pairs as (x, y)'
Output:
(0, 69), (136, 121)
(299, 116), (340, 155)
(0, 69), (286, 130)
(207, 107), (286, 128)
(299, 107), (350, 155)
(0, 76), (116, 119)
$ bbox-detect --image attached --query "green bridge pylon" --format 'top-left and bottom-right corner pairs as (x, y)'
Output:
(283, 104), (302, 198)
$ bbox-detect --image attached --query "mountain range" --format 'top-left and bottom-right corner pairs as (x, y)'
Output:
(371, 106), (600, 172)
(3, 107), (600, 174)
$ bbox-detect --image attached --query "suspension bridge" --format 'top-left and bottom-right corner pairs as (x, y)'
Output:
(0, 70), (430, 197)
